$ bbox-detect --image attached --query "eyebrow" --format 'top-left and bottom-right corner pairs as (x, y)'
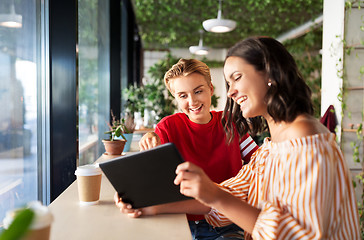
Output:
(176, 84), (205, 95)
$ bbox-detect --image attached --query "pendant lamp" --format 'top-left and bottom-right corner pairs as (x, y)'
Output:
(189, 30), (209, 55)
(203, 0), (236, 33)
(0, 1), (22, 28)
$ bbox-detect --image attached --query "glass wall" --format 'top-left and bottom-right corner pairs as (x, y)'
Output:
(0, 0), (42, 227)
(0, 0), (135, 226)
(78, 0), (110, 165)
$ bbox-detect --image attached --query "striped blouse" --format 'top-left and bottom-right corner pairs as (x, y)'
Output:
(205, 133), (360, 239)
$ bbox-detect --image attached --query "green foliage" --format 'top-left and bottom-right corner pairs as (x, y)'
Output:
(123, 85), (145, 115)
(148, 53), (179, 81)
(104, 111), (134, 141)
(0, 209), (34, 240)
(132, 0), (324, 49)
(200, 58), (224, 69)
(143, 79), (176, 122)
(211, 94), (220, 110)
(122, 53), (178, 122)
(356, 169), (364, 239)
(284, 29), (323, 119)
(146, 53), (179, 122)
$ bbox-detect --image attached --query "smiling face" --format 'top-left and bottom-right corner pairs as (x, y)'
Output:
(169, 72), (214, 124)
(224, 56), (269, 119)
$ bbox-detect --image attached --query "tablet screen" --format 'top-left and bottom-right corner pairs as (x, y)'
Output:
(99, 143), (191, 208)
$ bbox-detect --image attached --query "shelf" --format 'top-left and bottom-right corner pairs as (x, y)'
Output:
(343, 129), (364, 135)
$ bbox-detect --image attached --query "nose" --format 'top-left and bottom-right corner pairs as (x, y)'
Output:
(227, 85), (237, 98)
(188, 95), (196, 104)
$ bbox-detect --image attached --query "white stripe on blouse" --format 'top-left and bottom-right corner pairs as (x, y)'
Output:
(205, 133), (360, 239)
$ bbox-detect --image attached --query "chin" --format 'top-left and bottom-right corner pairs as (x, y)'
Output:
(241, 110), (253, 119)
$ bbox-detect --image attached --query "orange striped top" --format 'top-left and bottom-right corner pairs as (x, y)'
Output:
(205, 133), (360, 239)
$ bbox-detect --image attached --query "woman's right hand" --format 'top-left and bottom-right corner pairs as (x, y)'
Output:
(174, 162), (220, 207)
(138, 132), (161, 151)
(114, 192), (157, 218)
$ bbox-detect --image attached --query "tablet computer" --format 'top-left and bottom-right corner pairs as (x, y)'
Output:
(99, 142), (191, 209)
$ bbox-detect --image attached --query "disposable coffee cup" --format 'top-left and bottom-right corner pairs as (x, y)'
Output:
(3, 201), (53, 240)
(75, 164), (102, 205)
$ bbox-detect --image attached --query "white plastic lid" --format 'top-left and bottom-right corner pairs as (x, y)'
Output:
(75, 164), (102, 176)
(3, 201), (53, 230)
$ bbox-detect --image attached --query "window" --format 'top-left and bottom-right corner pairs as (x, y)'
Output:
(0, 0), (43, 227)
(78, 0), (110, 165)
(0, 0), (135, 225)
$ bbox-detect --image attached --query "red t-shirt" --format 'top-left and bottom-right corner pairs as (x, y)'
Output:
(155, 111), (258, 221)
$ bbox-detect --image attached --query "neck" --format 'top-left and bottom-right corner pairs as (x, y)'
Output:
(265, 115), (289, 142)
(266, 114), (313, 142)
(186, 112), (212, 124)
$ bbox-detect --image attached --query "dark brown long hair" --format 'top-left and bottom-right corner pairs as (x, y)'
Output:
(222, 37), (313, 142)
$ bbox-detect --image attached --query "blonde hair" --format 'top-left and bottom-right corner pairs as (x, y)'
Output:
(164, 59), (212, 95)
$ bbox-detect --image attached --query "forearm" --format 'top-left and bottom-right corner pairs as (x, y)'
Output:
(210, 188), (260, 234)
(154, 199), (211, 215)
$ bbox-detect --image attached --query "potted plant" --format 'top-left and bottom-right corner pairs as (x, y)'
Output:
(0, 208), (34, 240)
(102, 112), (128, 155)
(115, 113), (136, 152)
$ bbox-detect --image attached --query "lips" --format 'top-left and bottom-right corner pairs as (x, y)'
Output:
(189, 105), (203, 112)
(236, 96), (247, 105)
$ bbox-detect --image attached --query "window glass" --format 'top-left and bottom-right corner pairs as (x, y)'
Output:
(78, 0), (110, 165)
(0, 0), (41, 227)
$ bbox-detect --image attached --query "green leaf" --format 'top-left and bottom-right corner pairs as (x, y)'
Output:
(360, 66), (364, 75)
(0, 209), (34, 240)
(113, 126), (122, 138)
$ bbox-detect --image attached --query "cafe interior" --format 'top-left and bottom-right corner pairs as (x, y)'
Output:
(0, 0), (363, 238)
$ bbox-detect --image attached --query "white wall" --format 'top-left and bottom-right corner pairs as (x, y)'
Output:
(322, 0), (364, 202)
(210, 67), (226, 111)
(321, 0), (345, 139)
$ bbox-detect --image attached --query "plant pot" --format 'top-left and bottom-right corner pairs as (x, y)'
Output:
(114, 133), (133, 152)
(122, 133), (133, 152)
(102, 139), (126, 155)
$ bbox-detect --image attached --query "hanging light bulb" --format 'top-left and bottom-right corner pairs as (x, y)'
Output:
(202, 0), (236, 33)
(0, 1), (22, 28)
(189, 30), (209, 55)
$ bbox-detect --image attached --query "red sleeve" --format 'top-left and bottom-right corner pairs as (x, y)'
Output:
(154, 122), (170, 144)
(239, 133), (259, 164)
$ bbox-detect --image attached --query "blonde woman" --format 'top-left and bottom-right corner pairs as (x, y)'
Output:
(116, 59), (258, 240)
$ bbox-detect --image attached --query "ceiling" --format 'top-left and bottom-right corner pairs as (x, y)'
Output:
(131, 0), (323, 50)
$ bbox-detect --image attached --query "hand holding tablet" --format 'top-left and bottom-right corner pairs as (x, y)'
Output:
(99, 143), (191, 209)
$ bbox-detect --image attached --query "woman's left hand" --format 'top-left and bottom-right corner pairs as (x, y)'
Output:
(174, 162), (220, 206)
(114, 192), (157, 218)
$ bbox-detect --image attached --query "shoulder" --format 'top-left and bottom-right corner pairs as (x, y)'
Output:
(211, 110), (222, 118)
(211, 111), (224, 124)
(286, 115), (330, 139)
(155, 113), (185, 136)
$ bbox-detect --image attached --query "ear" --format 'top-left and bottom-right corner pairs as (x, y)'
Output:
(210, 84), (214, 96)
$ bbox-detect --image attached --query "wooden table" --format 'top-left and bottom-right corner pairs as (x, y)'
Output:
(49, 154), (192, 240)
